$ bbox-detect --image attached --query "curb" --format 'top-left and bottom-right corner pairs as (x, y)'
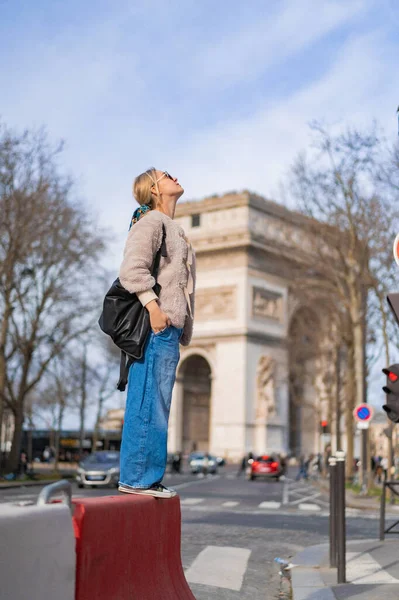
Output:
(313, 479), (387, 512)
(0, 478), (73, 490)
(291, 539), (377, 600)
(291, 543), (334, 600)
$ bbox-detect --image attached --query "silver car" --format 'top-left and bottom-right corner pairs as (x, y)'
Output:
(76, 451), (120, 488)
(189, 452), (218, 474)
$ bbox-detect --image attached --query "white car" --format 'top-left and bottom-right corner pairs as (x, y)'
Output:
(76, 451), (120, 488)
(189, 452), (218, 474)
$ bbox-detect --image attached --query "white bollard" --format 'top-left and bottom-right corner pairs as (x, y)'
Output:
(0, 500), (75, 600)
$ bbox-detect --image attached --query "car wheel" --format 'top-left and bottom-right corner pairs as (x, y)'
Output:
(78, 483), (84, 489)
(250, 474), (255, 481)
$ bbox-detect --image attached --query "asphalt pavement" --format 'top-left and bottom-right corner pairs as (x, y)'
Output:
(1, 466), (391, 599)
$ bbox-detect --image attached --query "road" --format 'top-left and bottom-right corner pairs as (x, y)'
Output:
(0, 466), (385, 599)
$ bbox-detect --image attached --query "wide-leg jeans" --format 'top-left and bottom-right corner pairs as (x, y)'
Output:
(119, 326), (182, 489)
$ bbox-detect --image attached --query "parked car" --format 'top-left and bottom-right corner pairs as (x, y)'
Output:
(248, 455), (282, 481)
(76, 451), (120, 488)
(189, 452), (218, 474)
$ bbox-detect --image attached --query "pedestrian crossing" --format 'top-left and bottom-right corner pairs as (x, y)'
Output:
(185, 546), (251, 592)
(180, 497), (322, 512)
(346, 552), (399, 585)
(184, 545), (399, 594)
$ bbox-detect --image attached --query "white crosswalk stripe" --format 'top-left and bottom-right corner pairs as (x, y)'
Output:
(298, 503), (321, 511)
(180, 498), (204, 505)
(185, 545), (251, 591)
(347, 552), (399, 584)
(222, 501), (239, 507)
(258, 501), (281, 509)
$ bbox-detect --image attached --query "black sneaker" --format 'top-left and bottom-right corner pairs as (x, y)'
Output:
(118, 483), (177, 498)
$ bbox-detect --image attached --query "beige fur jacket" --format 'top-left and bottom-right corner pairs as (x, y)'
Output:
(119, 210), (196, 346)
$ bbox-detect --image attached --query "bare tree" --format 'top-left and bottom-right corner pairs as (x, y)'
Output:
(91, 336), (120, 452)
(0, 123), (107, 472)
(287, 123), (399, 483)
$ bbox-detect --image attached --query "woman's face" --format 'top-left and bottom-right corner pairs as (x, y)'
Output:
(155, 170), (184, 200)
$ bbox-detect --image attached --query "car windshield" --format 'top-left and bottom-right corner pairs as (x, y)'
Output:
(84, 452), (120, 464)
(190, 453), (205, 459)
(256, 456), (276, 463)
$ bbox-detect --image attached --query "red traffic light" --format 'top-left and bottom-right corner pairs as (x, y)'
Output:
(321, 420), (328, 427)
(383, 365), (399, 395)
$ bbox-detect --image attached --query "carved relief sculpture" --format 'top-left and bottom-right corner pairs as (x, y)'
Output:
(195, 286), (236, 320)
(252, 287), (283, 322)
(256, 356), (276, 419)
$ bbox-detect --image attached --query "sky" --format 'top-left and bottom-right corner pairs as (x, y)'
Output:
(1, 0), (398, 427)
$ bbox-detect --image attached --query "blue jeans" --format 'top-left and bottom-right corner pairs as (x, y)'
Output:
(119, 326), (182, 489)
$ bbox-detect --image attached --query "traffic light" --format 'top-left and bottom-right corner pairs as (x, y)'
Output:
(320, 420), (329, 434)
(382, 364), (399, 423)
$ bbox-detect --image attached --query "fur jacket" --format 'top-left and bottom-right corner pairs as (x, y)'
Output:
(119, 210), (196, 346)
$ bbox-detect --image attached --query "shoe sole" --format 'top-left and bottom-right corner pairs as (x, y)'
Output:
(118, 485), (176, 498)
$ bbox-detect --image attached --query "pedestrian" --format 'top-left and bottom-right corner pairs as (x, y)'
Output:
(172, 452), (182, 474)
(202, 453), (210, 477)
(237, 455), (248, 477)
(19, 450), (28, 476)
(381, 457), (389, 481)
(279, 454), (287, 476)
(118, 168), (196, 499)
(295, 455), (309, 481)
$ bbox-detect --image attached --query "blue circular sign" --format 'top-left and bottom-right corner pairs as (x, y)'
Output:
(354, 404), (373, 421)
(357, 407), (370, 420)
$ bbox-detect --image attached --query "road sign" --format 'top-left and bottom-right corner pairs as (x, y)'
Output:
(394, 233), (399, 266)
(353, 403), (374, 423)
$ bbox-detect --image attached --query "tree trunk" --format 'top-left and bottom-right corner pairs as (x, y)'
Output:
(345, 341), (356, 479)
(335, 346), (342, 451)
(54, 402), (65, 473)
(0, 294), (12, 473)
(79, 344), (88, 460)
(92, 395), (104, 453)
(7, 408), (24, 473)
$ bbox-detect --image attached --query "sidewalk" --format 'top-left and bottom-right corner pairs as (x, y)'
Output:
(291, 539), (399, 600)
(0, 463), (77, 489)
(314, 477), (399, 512)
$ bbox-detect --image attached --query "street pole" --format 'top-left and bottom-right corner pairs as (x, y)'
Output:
(329, 456), (337, 568)
(361, 427), (368, 494)
(336, 451), (346, 584)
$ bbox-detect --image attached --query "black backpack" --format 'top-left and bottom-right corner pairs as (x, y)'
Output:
(98, 224), (167, 391)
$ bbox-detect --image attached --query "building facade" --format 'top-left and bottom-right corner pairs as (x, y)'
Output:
(168, 191), (324, 461)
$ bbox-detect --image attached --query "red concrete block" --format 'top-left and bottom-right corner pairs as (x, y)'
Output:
(73, 494), (196, 600)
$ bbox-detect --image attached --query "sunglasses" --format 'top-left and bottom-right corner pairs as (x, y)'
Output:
(156, 170), (174, 182)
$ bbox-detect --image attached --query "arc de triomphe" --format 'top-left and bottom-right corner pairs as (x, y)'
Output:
(168, 191), (324, 461)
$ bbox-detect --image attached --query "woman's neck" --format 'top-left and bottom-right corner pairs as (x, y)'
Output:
(155, 200), (177, 220)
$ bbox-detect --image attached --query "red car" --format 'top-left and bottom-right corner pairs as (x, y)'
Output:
(249, 455), (281, 481)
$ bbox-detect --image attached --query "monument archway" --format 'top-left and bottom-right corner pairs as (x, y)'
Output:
(288, 306), (321, 457)
(179, 355), (212, 454)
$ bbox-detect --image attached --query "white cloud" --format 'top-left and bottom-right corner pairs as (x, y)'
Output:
(174, 29), (396, 205)
(189, 0), (367, 89)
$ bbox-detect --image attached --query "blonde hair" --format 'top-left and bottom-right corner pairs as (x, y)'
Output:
(133, 167), (161, 209)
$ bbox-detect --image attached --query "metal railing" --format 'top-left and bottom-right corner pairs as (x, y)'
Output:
(36, 479), (73, 512)
(380, 475), (399, 541)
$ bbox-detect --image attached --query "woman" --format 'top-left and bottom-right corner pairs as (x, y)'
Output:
(118, 168), (195, 499)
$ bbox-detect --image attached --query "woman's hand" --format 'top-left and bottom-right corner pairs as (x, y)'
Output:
(147, 300), (171, 333)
